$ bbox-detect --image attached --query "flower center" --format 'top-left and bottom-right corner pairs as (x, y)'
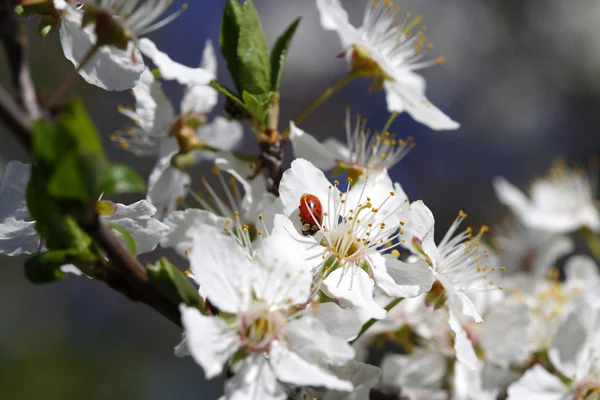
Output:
(239, 307), (286, 352)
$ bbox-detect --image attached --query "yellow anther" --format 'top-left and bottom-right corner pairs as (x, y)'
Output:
(390, 191), (395, 196)
(334, 180), (340, 186)
(458, 210), (467, 218)
(391, 249), (400, 258)
(176, 196), (184, 205)
(347, 177), (353, 183)
(258, 231), (263, 236)
(184, 248), (190, 255)
(436, 56), (446, 65)
(480, 225), (489, 233)
(211, 166), (220, 174)
(258, 214), (263, 221)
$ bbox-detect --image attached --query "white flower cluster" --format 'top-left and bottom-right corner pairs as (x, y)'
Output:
(3, 1), (600, 399)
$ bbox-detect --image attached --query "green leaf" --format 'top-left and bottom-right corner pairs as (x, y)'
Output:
(270, 18), (301, 91)
(57, 98), (103, 154)
(237, 0), (271, 95)
(209, 80), (245, 108)
(31, 119), (73, 165)
(107, 224), (137, 255)
(147, 258), (202, 308)
(220, 0), (244, 92)
(242, 91), (275, 123)
(48, 151), (107, 203)
(25, 249), (96, 284)
(103, 164), (146, 195)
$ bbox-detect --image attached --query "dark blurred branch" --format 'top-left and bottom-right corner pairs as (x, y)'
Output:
(0, 0), (41, 119)
(0, 0), (181, 327)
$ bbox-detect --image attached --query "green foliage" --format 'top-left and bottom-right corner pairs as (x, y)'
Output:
(103, 165), (146, 196)
(147, 258), (203, 309)
(107, 224), (138, 255)
(25, 98), (145, 283)
(236, 0), (271, 95)
(270, 18), (301, 91)
(219, 1), (300, 128)
(242, 91), (276, 124)
(24, 249), (96, 284)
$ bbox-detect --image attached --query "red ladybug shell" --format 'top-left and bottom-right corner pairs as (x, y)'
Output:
(299, 193), (323, 235)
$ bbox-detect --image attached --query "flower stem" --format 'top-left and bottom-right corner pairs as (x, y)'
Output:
(46, 44), (100, 108)
(281, 72), (356, 140)
(381, 111), (399, 133)
(350, 297), (404, 345)
(580, 227), (600, 262)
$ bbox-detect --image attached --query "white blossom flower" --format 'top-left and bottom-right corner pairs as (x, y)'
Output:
(492, 219), (574, 277)
(160, 153), (278, 257)
(0, 161), (40, 255)
(493, 161), (600, 234)
(289, 108), (413, 173)
(278, 159), (434, 320)
(315, 0), (459, 130)
(403, 201), (502, 367)
(179, 228), (354, 399)
(507, 306), (600, 400)
(380, 351), (447, 396)
(56, 1), (195, 90)
(114, 63), (242, 218)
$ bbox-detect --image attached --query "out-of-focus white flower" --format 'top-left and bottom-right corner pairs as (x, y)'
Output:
(315, 0), (459, 130)
(507, 306), (600, 400)
(300, 360), (381, 400)
(0, 161), (40, 255)
(492, 220), (574, 277)
(289, 108), (413, 173)
(56, 1), (196, 90)
(403, 201), (501, 367)
(278, 159), (434, 320)
(453, 360), (518, 400)
(179, 229), (354, 399)
(493, 161), (600, 234)
(380, 351), (447, 395)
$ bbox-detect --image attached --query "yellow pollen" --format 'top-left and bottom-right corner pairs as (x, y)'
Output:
(258, 214), (263, 221)
(334, 180), (340, 186)
(458, 210), (467, 218)
(118, 140), (128, 150)
(500, 267), (505, 271)
(436, 56), (446, 65)
(480, 225), (489, 233)
(176, 196), (184, 205)
(184, 269), (192, 276)
(391, 249), (400, 257)
(400, 221), (405, 226)
(258, 231), (263, 236)
(347, 177), (353, 183)
(212, 166), (220, 174)
(390, 191), (395, 196)
(184, 248), (190, 255)
(224, 227), (229, 232)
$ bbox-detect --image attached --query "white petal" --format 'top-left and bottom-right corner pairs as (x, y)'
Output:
(0, 161), (31, 220)
(315, 301), (361, 342)
(180, 40), (218, 114)
(548, 308), (589, 379)
(60, 264), (83, 276)
(160, 209), (227, 257)
(531, 235), (574, 277)
(405, 200), (437, 258)
(492, 176), (531, 218)
(53, 0), (67, 10)
(271, 214), (325, 272)
(179, 305), (239, 379)
(279, 158), (337, 219)
(448, 308), (477, 369)
(285, 316), (355, 366)
(197, 116), (243, 155)
(270, 342), (353, 391)
(453, 290), (483, 323)
(565, 255), (599, 282)
(370, 253), (434, 298)
(138, 38), (212, 86)
(383, 81), (459, 131)
(381, 352), (447, 388)
(315, 0), (361, 47)
(323, 137), (352, 162)
(323, 267), (386, 320)
(126, 69), (174, 134)
(59, 10), (144, 90)
(146, 138), (191, 219)
(480, 301), (530, 368)
(288, 122), (337, 171)
(0, 218), (39, 256)
(103, 200), (170, 255)
(190, 229), (251, 313)
(173, 333), (190, 358)
(224, 356), (285, 400)
(506, 365), (568, 400)
(328, 361), (381, 400)
(253, 233), (312, 307)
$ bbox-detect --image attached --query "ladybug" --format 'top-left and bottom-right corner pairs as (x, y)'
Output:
(299, 193), (323, 236)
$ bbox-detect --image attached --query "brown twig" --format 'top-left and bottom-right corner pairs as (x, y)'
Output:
(0, 0), (181, 327)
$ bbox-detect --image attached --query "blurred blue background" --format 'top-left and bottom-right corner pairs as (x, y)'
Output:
(1, 0), (600, 398)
